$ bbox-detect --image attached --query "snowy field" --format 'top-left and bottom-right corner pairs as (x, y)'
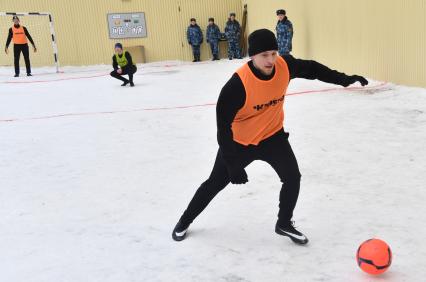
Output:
(1, 59), (426, 282)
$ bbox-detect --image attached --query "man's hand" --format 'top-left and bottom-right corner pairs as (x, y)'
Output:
(342, 75), (369, 87)
(117, 68), (122, 74)
(226, 165), (248, 185)
(5, 47), (8, 54)
(33, 46), (37, 53)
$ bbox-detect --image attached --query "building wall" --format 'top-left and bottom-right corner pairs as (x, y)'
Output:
(242, 0), (426, 88)
(1, 0), (242, 67)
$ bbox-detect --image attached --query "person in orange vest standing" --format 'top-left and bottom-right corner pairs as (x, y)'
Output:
(172, 29), (368, 244)
(5, 15), (37, 77)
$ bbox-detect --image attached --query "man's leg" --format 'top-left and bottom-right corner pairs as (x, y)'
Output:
(194, 45), (201, 61)
(173, 149), (253, 240)
(234, 41), (241, 59)
(259, 130), (301, 223)
(213, 41), (219, 60)
(122, 65), (137, 86)
(191, 45), (197, 62)
(209, 42), (215, 59)
(22, 44), (31, 75)
(13, 45), (21, 76)
(110, 69), (129, 85)
(179, 150), (236, 226)
(227, 41), (234, 59)
(258, 130), (308, 244)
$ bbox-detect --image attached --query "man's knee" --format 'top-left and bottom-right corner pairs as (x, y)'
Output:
(280, 171), (301, 184)
(200, 175), (229, 195)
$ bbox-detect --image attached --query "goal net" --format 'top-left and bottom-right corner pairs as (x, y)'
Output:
(0, 12), (59, 72)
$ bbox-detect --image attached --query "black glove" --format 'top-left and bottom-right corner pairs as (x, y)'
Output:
(226, 163), (248, 185)
(342, 75), (369, 87)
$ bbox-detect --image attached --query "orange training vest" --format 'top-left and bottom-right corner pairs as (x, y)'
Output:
(232, 56), (290, 145)
(12, 26), (28, 44)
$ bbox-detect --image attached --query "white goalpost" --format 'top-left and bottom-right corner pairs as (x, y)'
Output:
(0, 12), (60, 73)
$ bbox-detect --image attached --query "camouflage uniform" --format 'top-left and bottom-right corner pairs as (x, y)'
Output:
(276, 17), (293, 55)
(225, 19), (241, 59)
(187, 23), (203, 61)
(206, 23), (221, 60)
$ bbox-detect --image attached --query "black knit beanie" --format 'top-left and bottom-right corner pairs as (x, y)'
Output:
(248, 29), (278, 56)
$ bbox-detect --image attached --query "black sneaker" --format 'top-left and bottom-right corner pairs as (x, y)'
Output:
(121, 81), (129, 86)
(275, 221), (309, 245)
(172, 220), (189, 241)
(14, 74), (19, 77)
(130, 82), (135, 87)
(27, 73), (32, 76)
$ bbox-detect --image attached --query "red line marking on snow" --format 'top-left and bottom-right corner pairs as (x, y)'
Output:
(0, 82), (389, 123)
(287, 81), (388, 96)
(3, 73), (108, 84)
(1, 61), (211, 83)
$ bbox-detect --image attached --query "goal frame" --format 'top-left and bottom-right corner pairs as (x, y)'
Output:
(0, 12), (60, 73)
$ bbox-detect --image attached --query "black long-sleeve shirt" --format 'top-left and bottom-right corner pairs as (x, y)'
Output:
(112, 51), (134, 70)
(217, 55), (352, 166)
(5, 25), (35, 48)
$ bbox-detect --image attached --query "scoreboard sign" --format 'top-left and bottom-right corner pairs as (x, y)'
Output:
(107, 12), (147, 39)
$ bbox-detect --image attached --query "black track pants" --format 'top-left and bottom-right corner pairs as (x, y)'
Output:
(179, 128), (302, 226)
(110, 65), (137, 83)
(14, 44), (31, 75)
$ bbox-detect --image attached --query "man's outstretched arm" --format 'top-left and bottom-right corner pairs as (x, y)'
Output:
(283, 55), (368, 87)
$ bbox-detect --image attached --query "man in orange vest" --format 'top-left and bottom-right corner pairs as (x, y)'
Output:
(172, 29), (368, 244)
(5, 15), (37, 77)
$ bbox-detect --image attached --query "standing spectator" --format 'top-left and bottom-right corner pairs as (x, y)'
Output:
(206, 18), (221, 61)
(225, 12), (242, 60)
(4, 15), (37, 77)
(276, 9), (294, 55)
(187, 18), (203, 62)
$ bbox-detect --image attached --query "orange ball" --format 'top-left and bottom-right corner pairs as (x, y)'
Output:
(356, 238), (392, 275)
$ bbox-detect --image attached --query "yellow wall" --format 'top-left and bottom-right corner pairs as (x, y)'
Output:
(243, 0), (426, 88)
(1, 0), (242, 66)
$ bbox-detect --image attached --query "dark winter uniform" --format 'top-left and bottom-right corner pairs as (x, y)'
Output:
(187, 23), (203, 62)
(110, 51), (137, 86)
(5, 24), (36, 76)
(206, 22), (221, 60)
(173, 29), (368, 244)
(276, 17), (293, 55)
(224, 19), (241, 59)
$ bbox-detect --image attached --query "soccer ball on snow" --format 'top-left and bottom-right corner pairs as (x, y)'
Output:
(356, 238), (392, 275)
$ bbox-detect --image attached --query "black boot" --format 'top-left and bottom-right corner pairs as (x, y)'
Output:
(275, 221), (309, 245)
(172, 220), (190, 241)
(121, 80), (129, 86)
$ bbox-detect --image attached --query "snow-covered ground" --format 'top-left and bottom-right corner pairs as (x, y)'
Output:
(1, 60), (425, 282)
